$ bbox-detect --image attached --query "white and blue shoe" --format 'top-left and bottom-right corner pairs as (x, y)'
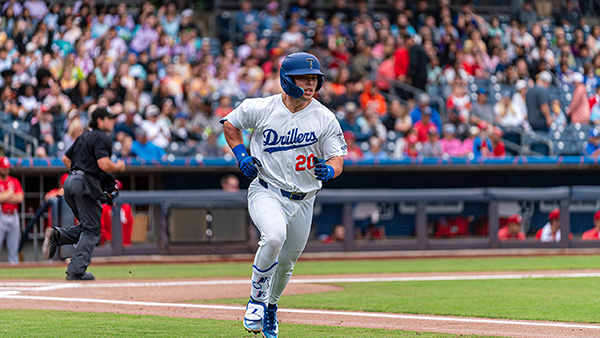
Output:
(244, 300), (265, 334)
(262, 304), (278, 338)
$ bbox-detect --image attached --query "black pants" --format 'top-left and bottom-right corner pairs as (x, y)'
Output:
(60, 172), (102, 275)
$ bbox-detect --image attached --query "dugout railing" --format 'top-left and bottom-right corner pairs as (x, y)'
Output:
(57, 186), (600, 261)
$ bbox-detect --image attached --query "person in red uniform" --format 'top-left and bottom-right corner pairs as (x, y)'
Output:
(582, 210), (600, 240)
(535, 208), (572, 242)
(43, 173), (69, 229)
(0, 157), (24, 264)
(497, 214), (526, 241)
(100, 180), (133, 246)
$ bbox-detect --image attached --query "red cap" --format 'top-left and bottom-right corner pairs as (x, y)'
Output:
(407, 134), (418, 144)
(594, 210), (600, 221)
(115, 179), (123, 190)
(0, 157), (10, 169)
(549, 208), (560, 220)
(508, 214), (522, 224)
(59, 173), (68, 187)
(343, 130), (356, 141)
(477, 121), (488, 130)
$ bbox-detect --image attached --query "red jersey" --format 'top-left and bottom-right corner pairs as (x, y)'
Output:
(0, 176), (22, 213)
(493, 141), (506, 157)
(100, 204), (134, 245)
(413, 121), (437, 142)
(582, 228), (600, 240)
(497, 227), (526, 241)
(394, 47), (409, 78)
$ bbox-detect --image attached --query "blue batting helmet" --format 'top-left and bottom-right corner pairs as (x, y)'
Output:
(280, 52), (324, 98)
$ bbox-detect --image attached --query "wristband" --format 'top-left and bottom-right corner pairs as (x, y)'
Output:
(232, 144), (248, 163)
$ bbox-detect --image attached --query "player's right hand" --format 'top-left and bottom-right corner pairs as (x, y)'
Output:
(238, 156), (262, 180)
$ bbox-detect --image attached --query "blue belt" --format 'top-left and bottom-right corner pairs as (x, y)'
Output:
(259, 179), (307, 200)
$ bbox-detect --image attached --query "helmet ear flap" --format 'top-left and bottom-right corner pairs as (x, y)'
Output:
(281, 73), (305, 98)
(316, 75), (323, 92)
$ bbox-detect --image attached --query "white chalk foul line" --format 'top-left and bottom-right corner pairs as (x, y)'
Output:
(1, 293), (599, 331)
(11, 272), (600, 292)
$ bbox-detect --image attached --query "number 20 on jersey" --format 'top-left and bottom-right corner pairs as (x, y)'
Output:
(295, 154), (316, 171)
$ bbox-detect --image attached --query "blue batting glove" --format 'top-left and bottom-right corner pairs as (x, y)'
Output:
(233, 144), (262, 180)
(314, 158), (335, 182)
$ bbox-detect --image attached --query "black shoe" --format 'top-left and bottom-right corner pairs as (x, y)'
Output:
(42, 227), (60, 259)
(66, 272), (95, 281)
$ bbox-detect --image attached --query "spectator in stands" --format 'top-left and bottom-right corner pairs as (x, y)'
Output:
(526, 71), (553, 132)
(359, 81), (387, 117)
(403, 132), (420, 158)
(535, 208), (572, 242)
(582, 210), (600, 240)
(382, 99), (412, 135)
(472, 122), (492, 157)
(584, 127), (600, 157)
(461, 125), (479, 157)
(490, 127), (506, 158)
(421, 126), (442, 158)
(558, 0), (583, 27)
(411, 93), (442, 133)
(497, 214), (526, 241)
(413, 107), (438, 143)
(517, 0), (538, 28)
(200, 132), (226, 158)
(131, 128), (165, 162)
(394, 35), (410, 84)
(407, 34), (429, 90)
(114, 102), (139, 141)
(363, 136), (389, 161)
(60, 118), (83, 158)
(31, 107), (60, 158)
(470, 88), (495, 125)
(343, 130), (364, 161)
(551, 99), (568, 126)
(567, 72), (591, 124)
(139, 104), (170, 149)
(440, 124), (462, 157)
(338, 102), (369, 142)
(220, 174), (240, 193)
(445, 79), (471, 126)
(503, 80), (529, 130)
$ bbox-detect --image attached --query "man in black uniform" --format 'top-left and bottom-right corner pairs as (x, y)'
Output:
(42, 108), (125, 280)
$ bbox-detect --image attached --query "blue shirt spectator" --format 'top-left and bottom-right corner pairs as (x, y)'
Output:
(131, 129), (166, 161)
(410, 96), (442, 137)
(584, 128), (600, 157)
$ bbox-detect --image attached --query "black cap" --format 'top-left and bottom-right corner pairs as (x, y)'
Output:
(89, 107), (113, 129)
(92, 108), (113, 121)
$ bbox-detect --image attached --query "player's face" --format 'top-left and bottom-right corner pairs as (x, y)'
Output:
(293, 74), (318, 101)
(0, 168), (8, 178)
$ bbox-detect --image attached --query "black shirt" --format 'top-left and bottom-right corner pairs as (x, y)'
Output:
(65, 128), (112, 177)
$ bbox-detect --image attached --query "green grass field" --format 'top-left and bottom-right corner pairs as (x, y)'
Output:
(0, 310), (496, 338)
(2, 255), (600, 337)
(2, 255), (600, 279)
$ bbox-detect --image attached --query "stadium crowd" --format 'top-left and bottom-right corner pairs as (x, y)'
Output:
(0, 0), (598, 161)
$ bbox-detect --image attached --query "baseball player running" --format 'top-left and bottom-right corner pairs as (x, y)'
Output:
(221, 52), (347, 338)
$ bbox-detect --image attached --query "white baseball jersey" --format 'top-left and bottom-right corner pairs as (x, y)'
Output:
(224, 93), (347, 193)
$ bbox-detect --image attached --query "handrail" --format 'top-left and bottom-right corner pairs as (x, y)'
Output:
(0, 120), (38, 157)
(379, 74), (446, 117)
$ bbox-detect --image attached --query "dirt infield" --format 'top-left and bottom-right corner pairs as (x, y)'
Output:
(2, 270), (600, 337)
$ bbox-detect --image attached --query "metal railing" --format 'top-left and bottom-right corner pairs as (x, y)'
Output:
(0, 121), (38, 157)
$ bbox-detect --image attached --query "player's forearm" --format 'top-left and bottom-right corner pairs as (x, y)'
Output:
(326, 156), (344, 179)
(223, 121), (245, 149)
(7, 192), (23, 204)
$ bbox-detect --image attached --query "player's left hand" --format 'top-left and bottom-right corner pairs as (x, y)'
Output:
(314, 158), (335, 182)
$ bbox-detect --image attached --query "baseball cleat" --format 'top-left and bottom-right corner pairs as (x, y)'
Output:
(42, 227), (60, 259)
(66, 272), (95, 281)
(243, 300), (265, 334)
(262, 304), (278, 338)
